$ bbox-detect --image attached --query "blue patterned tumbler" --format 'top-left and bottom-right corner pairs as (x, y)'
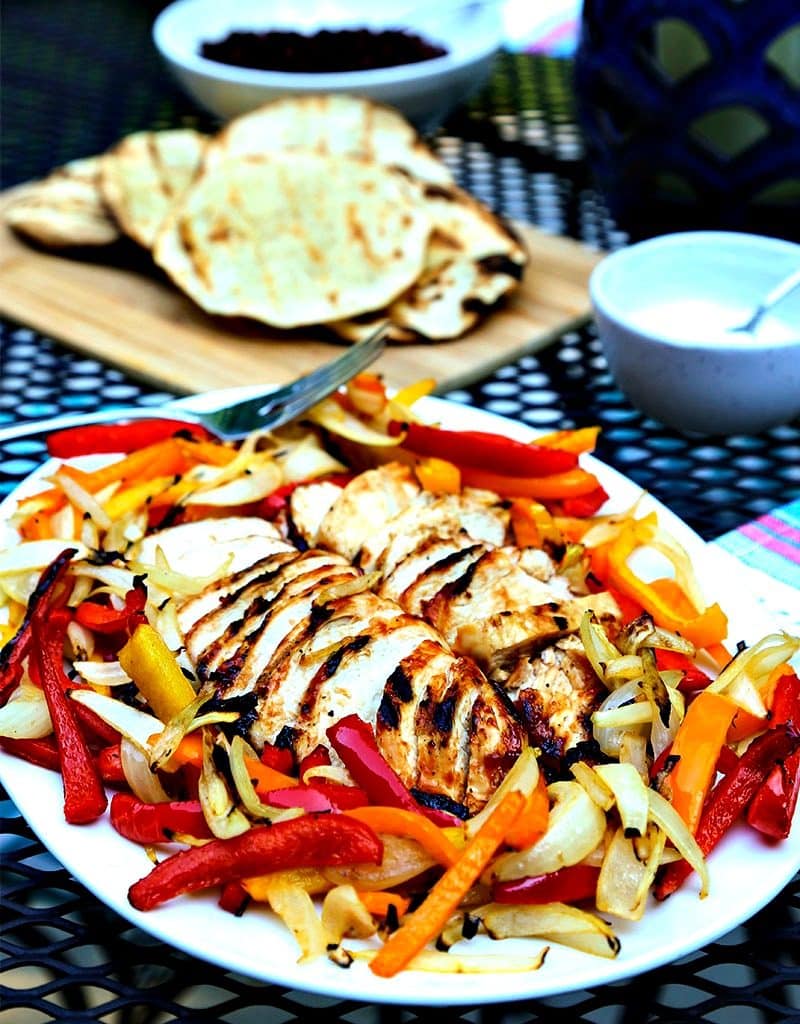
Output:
(573, 0), (800, 240)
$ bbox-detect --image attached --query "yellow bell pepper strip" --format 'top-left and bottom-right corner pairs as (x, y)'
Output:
(103, 476), (179, 520)
(358, 890), (411, 919)
(510, 499), (563, 549)
(414, 456), (461, 494)
(344, 806), (461, 868)
(458, 465), (602, 501)
(390, 377), (437, 410)
(504, 770), (549, 850)
(118, 622), (196, 724)
(533, 426), (601, 454)
(665, 691), (739, 833)
(369, 788), (525, 977)
(603, 520), (728, 650)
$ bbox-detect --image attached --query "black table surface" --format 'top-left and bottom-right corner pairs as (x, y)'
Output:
(1, 3), (798, 1022)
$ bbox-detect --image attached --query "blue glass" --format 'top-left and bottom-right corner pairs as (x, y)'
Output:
(574, 0), (800, 240)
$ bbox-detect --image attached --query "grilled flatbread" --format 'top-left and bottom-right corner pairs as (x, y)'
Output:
(205, 93), (454, 187)
(4, 156), (120, 248)
(100, 129), (207, 248)
(329, 183), (527, 342)
(153, 151), (432, 328)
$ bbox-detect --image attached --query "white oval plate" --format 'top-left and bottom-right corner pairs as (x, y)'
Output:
(1, 392), (798, 1006)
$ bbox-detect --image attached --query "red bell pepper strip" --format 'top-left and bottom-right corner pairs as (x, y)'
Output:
(0, 548), (75, 697)
(96, 743), (127, 785)
(655, 724), (800, 899)
(32, 617), (107, 825)
(127, 813), (383, 911)
(492, 864), (601, 906)
(327, 714), (459, 827)
(46, 418), (213, 457)
(391, 421), (579, 477)
(746, 670), (800, 840)
(0, 735), (61, 771)
(218, 881), (250, 916)
(70, 699), (122, 747)
(655, 649), (713, 694)
(74, 581), (147, 636)
(265, 782), (369, 813)
(110, 793), (214, 844)
(259, 742), (295, 776)
(546, 485), (610, 518)
(298, 743), (331, 782)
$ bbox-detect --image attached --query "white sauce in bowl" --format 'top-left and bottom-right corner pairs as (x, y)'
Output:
(627, 299), (799, 344)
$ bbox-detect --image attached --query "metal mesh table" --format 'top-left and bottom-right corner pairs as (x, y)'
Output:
(1, 4), (798, 1021)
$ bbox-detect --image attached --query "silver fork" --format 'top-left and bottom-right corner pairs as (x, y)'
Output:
(0, 324), (387, 444)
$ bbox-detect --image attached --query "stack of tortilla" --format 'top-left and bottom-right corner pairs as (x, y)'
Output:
(4, 95), (527, 343)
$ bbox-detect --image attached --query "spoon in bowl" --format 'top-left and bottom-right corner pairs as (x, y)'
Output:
(729, 265), (800, 334)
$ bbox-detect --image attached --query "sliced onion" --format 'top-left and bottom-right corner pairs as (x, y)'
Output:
(647, 788), (709, 897)
(605, 654), (645, 684)
(489, 780), (606, 882)
(277, 435), (347, 485)
(120, 737), (170, 803)
(476, 902), (620, 959)
(73, 660), (132, 688)
(322, 834), (436, 890)
(579, 611), (622, 688)
(570, 760), (614, 811)
(308, 396), (404, 447)
(0, 682), (52, 739)
(66, 620), (94, 662)
(594, 763), (649, 838)
(321, 884), (377, 945)
(229, 734), (294, 822)
(70, 563), (136, 596)
(618, 731), (650, 782)
(51, 470), (112, 532)
(49, 502), (78, 541)
(592, 680), (651, 757)
(69, 689), (161, 749)
(184, 461), (283, 507)
(708, 632), (800, 698)
(300, 764), (351, 786)
(199, 729), (250, 839)
(465, 746), (540, 840)
(596, 823), (665, 921)
(149, 691), (228, 770)
(0, 540), (88, 577)
(266, 879), (334, 963)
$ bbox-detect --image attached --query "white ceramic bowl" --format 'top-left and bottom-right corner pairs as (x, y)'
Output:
(152, 0), (503, 128)
(590, 231), (800, 435)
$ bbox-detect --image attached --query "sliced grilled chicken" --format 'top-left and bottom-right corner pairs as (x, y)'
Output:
(147, 517), (524, 811)
(505, 635), (605, 768)
(315, 462), (419, 561)
(456, 590), (621, 674)
(134, 516), (284, 578)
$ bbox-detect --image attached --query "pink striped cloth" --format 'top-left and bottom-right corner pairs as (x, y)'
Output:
(715, 499), (800, 591)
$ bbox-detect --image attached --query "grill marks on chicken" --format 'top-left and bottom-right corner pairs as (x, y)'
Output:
(149, 517), (523, 811)
(290, 463), (622, 767)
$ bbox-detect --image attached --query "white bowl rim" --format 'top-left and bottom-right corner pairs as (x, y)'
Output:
(590, 230), (800, 353)
(153, 0), (502, 91)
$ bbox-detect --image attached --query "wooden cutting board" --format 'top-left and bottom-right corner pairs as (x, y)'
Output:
(0, 189), (600, 395)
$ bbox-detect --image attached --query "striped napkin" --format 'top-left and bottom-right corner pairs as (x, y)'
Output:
(713, 499), (800, 634)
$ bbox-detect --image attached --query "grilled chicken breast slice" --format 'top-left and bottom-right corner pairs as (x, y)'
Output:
(133, 516), (283, 577)
(382, 537), (487, 613)
(314, 462), (419, 560)
(505, 635), (605, 769)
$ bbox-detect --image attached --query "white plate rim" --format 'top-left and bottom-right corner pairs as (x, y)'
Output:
(0, 391), (797, 1006)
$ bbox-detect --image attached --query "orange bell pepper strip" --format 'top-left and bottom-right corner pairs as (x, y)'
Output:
(504, 771), (549, 850)
(344, 806), (461, 868)
(604, 522), (728, 650)
(414, 457), (461, 494)
(458, 465), (602, 500)
(666, 690), (738, 833)
(533, 426), (601, 454)
(510, 499), (563, 549)
(369, 788), (525, 977)
(358, 890), (411, 919)
(58, 438), (189, 495)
